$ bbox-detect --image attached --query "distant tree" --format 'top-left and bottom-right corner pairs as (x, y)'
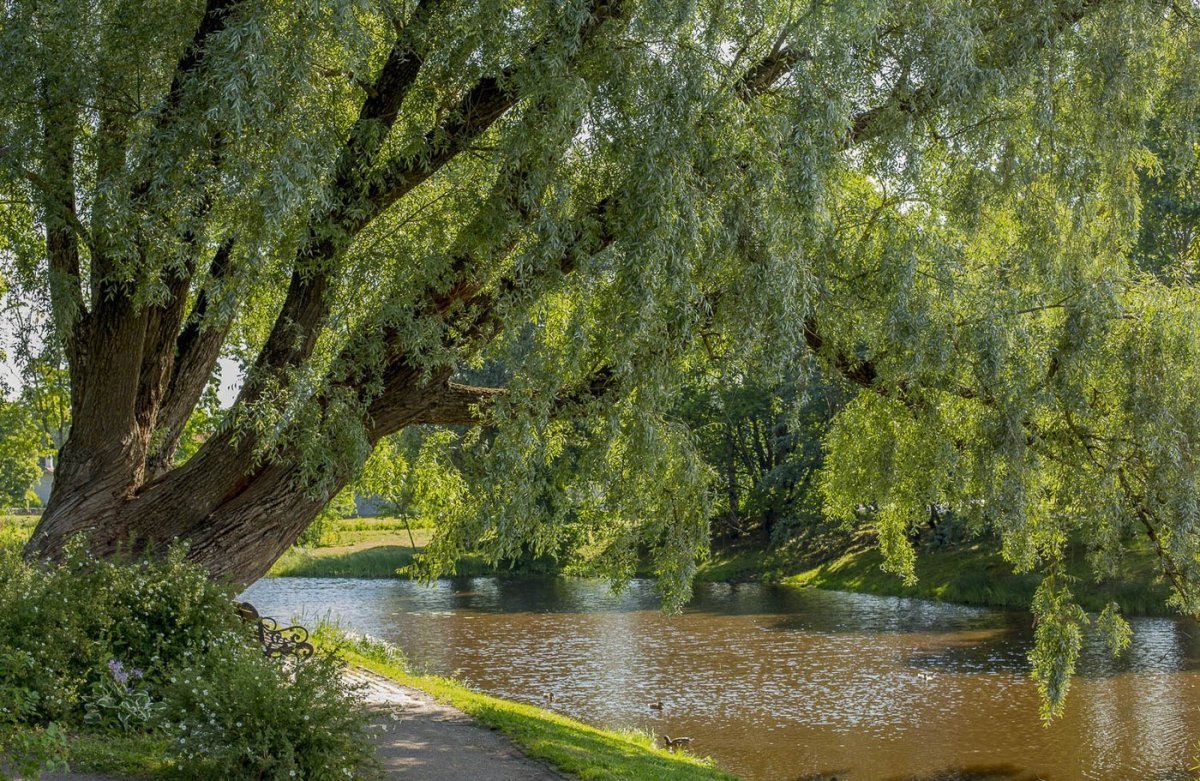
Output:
(0, 399), (49, 508)
(679, 372), (842, 542)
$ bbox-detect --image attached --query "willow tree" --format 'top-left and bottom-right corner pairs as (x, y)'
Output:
(3, 0), (1199, 704)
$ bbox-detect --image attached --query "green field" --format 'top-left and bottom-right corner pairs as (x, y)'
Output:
(268, 518), (558, 579)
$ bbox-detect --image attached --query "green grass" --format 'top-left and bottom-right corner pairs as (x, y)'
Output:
(333, 637), (738, 781)
(270, 527), (436, 578)
(784, 541), (1174, 616)
(270, 523), (559, 579)
(5, 727), (170, 779)
(0, 514), (35, 552)
(65, 732), (172, 777)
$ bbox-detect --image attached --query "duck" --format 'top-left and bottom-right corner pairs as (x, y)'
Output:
(543, 692), (555, 706)
(661, 735), (693, 751)
(648, 700), (664, 710)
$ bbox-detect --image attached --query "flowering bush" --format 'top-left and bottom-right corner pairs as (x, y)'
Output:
(163, 635), (374, 781)
(0, 538), (240, 723)
(0, 542), (374, 780)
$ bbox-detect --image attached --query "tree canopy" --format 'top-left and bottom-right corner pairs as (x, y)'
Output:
(2, 0), (1199, 717)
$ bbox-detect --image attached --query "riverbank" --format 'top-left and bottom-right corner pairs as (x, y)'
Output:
(263, 516), (1176, 617)
(700, 537), (1173, 616)
(334, 634), (736, 781)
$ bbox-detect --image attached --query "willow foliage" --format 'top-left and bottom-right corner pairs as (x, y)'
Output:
(2, 0), (1198, 718)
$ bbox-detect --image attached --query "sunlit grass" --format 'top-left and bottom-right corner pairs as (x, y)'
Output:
(270, 521), (559, 579)
(784, 542), (1174, 616)
(326, 629), (739, 781)
(0, 514), (35, 551)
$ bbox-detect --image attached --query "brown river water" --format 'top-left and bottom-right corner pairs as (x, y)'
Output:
(240, 577), (1200, 781)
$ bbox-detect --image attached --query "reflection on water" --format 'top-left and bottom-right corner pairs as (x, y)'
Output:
(241, 577), (1200, 781)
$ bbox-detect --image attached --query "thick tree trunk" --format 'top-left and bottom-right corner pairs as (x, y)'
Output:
(23, 360), (500, 586)
(26, 427), (331, 587)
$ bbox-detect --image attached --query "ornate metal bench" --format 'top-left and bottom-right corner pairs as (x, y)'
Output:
(236, 601), (315, 660)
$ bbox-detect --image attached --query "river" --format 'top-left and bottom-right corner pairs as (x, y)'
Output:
(241, 577), (1199, 780)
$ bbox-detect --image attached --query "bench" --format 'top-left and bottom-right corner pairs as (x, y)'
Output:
(235, 601), (315, 660)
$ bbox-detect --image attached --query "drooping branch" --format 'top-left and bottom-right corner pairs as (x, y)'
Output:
(805, 305), (1196, 609)
(436, 41), (804, 353)
(368, 40), (808, 429)
(846, 0), (1105, 147)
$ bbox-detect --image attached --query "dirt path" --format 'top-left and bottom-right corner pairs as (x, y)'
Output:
(348, 667), (569, 780)
(39, 668), (567, 781)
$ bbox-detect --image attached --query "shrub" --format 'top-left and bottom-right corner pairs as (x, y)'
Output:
(162, 635), (375, 781)
(0, 542), (376, 780)
(0, 539), (240, 723)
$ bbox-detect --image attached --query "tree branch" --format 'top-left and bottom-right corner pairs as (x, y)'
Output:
(33, 74), (89, 386)
(246, 0), (623, 399)
(845, 0), (1104, 147)
(429, 42), (802, 354)
(411, 380), (507, 425)
(146, 238), (236, 476)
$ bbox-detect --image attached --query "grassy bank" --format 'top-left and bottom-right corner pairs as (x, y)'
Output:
(11, 658), (734, 781)
(781, 542), (1174, 616)
(332, 636), (737, 781)
(269, 518), (557, 579)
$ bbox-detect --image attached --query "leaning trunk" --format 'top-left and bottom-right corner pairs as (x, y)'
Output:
(23, 361), (478, 586)
(25, 426), (339, 587)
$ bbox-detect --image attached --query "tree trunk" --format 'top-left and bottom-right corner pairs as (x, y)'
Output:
(23, 360), (499, 586)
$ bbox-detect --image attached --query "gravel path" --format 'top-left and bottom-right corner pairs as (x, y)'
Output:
(349, 667), (569, 781)
(35, 668), (567, 781)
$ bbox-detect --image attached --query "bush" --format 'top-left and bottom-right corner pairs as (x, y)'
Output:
(0, 538), (240, 723)
(163, 636), (374, 780)
(0, 541), (375, 780)
(0, 650), (69, 781)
